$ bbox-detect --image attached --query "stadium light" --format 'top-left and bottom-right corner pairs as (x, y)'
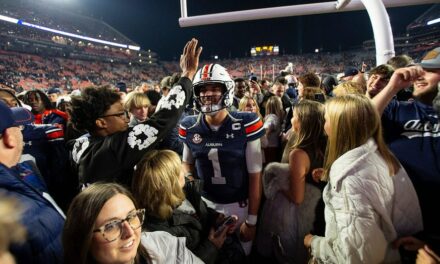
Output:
(20, 21), (129, 48)
(128, 45), (141, 51)
(0, 15), (18, 24)
(0, 14), (141, 51)
(427, 18), (440, 25)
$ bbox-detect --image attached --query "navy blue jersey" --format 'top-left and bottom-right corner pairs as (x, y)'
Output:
(179, 111), (264, 203)
(22, 124), (67, 192)
(382, 99), (440, 241)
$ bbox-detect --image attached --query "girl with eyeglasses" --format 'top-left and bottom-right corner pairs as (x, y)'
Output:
(63, 183), (203, 264)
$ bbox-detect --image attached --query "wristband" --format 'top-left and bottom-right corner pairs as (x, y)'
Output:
(245, 214), (258, 226)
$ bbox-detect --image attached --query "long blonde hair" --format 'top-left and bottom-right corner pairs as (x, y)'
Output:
(0, 196), (25, 253)
(332, 81), (364, 97)
(132, 150), (185, 220)
(323, 94), (399, 180)
(238, 95), (262, 119)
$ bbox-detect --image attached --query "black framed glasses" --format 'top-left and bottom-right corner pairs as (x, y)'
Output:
(99, 110), (129, 119)
(93, 209), (145, 242)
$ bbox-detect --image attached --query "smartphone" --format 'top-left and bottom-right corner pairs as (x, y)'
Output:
(314, 93), (325, 103)
(215, 216), (237, 235)
(249, 76), (258, 82)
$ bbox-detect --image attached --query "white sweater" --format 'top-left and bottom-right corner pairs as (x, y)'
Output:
(311, 139), (423, 264)
(141, 231), (204, 264)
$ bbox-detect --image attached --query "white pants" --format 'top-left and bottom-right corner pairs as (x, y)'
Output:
(202, 197), (253, 255)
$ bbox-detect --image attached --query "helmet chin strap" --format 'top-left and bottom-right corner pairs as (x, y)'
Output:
(200, 104), (222, 116)
(196, 93), (227, 115)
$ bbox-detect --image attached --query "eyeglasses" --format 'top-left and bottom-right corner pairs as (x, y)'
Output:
(99, 110), (129, 119)
(93, 209), (145, 242)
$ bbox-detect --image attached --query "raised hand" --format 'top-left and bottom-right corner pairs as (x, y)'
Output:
(180, 38), (203, 80)
(388, 66), (424, 93)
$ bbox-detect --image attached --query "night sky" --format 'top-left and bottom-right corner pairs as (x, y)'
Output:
(58, 0), (432, 60)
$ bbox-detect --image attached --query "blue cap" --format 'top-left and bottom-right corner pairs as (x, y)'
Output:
(342, 67), (359, 78)
(116, 82), (127, 93)
(47, 87), (62, 95)
(0, 101), (34, 134)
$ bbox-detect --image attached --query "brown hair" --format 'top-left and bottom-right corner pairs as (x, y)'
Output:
(265, 96), (284, 121)
(302, 86), (326, 102)
(369, 64), (394, 79)
(290, 100), (326, 156)
(298, 72), (321, 87)
(63, 183), (150, 264)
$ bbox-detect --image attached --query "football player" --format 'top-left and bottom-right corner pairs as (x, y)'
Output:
(179, 64), (265, 255)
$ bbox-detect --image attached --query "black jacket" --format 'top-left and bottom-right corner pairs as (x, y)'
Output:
(70, 78), (193, 187)
(144, 179), (219, 264)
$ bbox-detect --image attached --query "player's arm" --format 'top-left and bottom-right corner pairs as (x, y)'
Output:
(247, 171), (261, 220)
(182, 142), (195, 180)
(240, 139), (262, 242)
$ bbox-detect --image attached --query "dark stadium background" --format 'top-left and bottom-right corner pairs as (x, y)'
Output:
(56, 0), (431, 60)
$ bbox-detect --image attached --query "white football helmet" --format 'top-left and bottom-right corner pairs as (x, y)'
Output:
(193, 64), (235, 115)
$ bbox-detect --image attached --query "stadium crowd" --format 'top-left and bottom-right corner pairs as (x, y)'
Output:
(0, 48), (381, 92)
(0, 33), (439, 264)
(1, 0), (440, 263)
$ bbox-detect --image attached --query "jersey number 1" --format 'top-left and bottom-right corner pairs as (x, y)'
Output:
(208, 148), (227, 184)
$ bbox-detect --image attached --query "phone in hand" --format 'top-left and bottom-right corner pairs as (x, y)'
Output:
(314, 93), (325, 103)
(215, 215), (237, 235)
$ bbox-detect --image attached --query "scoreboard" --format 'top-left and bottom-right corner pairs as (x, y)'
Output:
(251, 45), (279, 56)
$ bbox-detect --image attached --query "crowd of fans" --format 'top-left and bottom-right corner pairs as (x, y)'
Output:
(0, 34), (439, 264)
(0, 0), (439, 263)
(0, 47), (383, 92)
(0, 50), (162, 92)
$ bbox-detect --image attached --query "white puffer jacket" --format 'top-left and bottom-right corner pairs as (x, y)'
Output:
(311, 139), (423, 264)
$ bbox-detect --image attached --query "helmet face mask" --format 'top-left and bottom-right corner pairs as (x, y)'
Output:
(193, 64), (235, 114)
(195, 91), (226, 116)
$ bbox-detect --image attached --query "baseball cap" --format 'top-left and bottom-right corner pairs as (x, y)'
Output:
(47, 87), (62, 95)
(341, 67), (359, 78)
(0, 101), (34, 135)
(160, 76), (172, 89)
(56, 95), (71, 108)
(420, 47), (440, 69)
(115, 82), (127, 93)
